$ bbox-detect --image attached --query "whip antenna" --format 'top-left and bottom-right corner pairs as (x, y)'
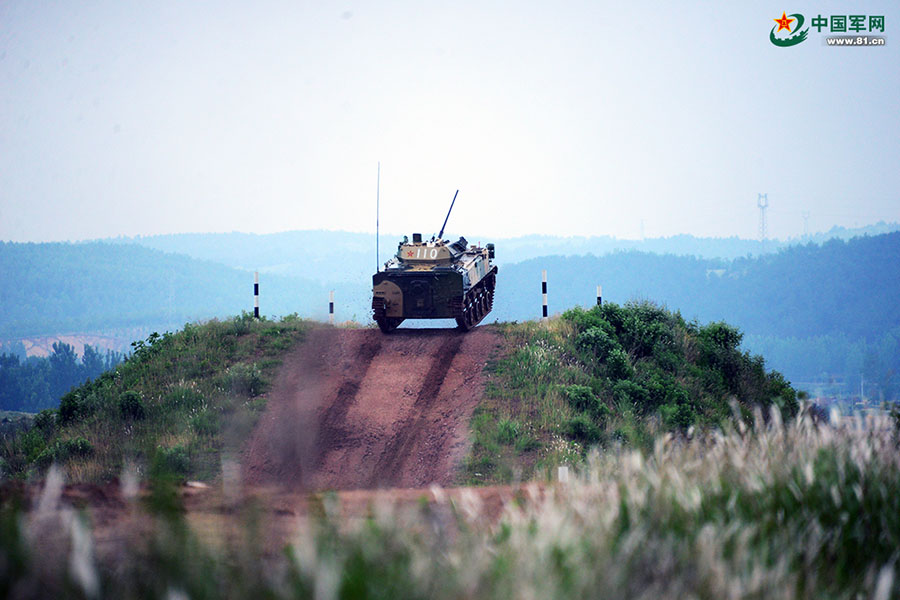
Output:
(438, 189), (459, 240)
(376, 162), (380, 271)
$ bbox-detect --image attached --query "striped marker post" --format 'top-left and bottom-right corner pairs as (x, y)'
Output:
(253, 272), (260, 319)
(597, 284), (602, 306)
(329, 290), (335, 325)
(541, 270), (548, 321)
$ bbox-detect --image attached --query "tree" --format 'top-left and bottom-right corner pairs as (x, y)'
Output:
(80, 345), (105, 382)
(48, 342), (79, 400)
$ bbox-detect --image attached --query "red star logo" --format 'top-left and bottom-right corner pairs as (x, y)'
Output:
(773, 11), (794, 33)
(406, 251), (414, 257)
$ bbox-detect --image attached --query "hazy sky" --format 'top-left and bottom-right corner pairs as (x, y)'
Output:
(1, 1), (898, 242)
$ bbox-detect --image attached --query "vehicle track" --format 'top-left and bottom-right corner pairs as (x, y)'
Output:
(366, 334), (464, 488)
(242, 325), (500, 491)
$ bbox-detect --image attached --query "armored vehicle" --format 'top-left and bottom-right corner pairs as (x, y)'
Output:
(372, 191), (497, 333)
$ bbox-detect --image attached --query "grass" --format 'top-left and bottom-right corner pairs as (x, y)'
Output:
(0, 313), (310, 483)
(464, 301), (802, 484)
(3, 410), (898, 599)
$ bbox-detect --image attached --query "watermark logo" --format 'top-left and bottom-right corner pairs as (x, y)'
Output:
(770, 11), (809, 47)
(769, 11), (886, 47)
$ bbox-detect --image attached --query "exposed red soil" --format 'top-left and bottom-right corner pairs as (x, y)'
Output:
(242, 325), (502, 491)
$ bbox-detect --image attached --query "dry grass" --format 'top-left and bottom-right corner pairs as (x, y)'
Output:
(5, 409), (899, 599)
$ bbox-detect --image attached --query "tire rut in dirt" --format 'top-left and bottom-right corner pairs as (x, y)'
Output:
(366, 334), (465, 488)
(313, 336), (382, 468)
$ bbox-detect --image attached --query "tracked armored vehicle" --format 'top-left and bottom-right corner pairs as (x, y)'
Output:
(372, 191), (497, 333)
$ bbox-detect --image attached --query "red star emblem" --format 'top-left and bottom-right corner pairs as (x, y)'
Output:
(406, 250), (414, 257)
(773, 11), (794, 33)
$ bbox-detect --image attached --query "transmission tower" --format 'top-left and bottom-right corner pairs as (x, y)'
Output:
(802, 211), (810, 237)
(757, 193), (769, 247)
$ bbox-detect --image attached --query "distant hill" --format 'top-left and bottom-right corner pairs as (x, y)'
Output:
(108, 222), (900, 286)
(0, 242), (340, 341)
(2, 230), (898, 399)
(494, 234), (900, 341)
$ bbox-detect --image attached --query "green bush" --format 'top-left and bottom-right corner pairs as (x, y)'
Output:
(34, 436), (94, 468)
(33, 410), (56, 437)
(33, 446), (55, 469)
(60, 437), (93, 459)
(19, 429), (47, 463)
(564, 414), (602, 444)
(766, 370), (799, 418)
(564, 385), (598, 413)
(226, 363), (264, 397)
(562, 306), (612, 334)
(659, 402), (696, 430)
(119, 391), (146, 420)
(613, 380), (652, 413)
(576, 326), (620, 359)
(606, 348), (633, 380)
(622, 315), (673, 360)
(57, 390), (90, 425)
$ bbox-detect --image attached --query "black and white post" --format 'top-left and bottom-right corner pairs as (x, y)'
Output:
(329, 290), (334, 325)
(596, 284), (602, 306)
(542, 270), (548, 321)
(253, 271), (260, 319)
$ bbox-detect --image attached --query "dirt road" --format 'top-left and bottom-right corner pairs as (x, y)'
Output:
(242, 326), (501, 491)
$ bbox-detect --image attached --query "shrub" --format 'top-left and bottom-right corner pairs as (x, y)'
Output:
(699, 321), (743, 352)
(766, 371), (799, 418)
(606, 348), (633, 381)
(621, 315), (673, 359)
(576, 327), (620, 360)
(119, 391), (146, 420)
(564, 414), (602, 444)
(58, 391), (92, 425)
(613, 380), (652, 414)
(34, 436), (94, 468)
(34, 446), (55, 469)
(562, 306), (612, 334)
(129, 331), (170, 364)
(564, 385), (598, 413)
(19, 429), (47, 463)
(60, 437), (94, 459)
(33, 410), (56, 437)
(226, 363), (264, 397)
(659, 402), (696, 430)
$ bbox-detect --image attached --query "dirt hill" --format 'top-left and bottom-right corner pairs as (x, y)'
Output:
(242, 326), (502, 491)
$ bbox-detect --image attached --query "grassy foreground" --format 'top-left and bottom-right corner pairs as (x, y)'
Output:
(3, 410), (898, 599)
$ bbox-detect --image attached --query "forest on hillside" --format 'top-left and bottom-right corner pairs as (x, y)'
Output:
(0, 343), (122, 413)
